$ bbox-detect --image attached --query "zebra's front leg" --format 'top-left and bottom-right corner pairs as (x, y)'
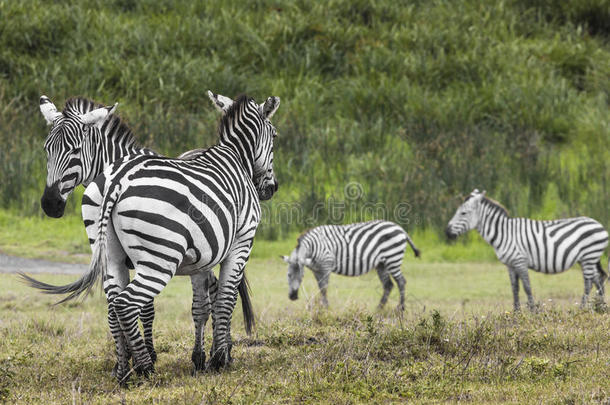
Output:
(190, 271), (211, 372)
(516, 266), (535, 311)
(313, 270), (330, 308)
(140, 301), (156, 364)
(209, 250), (249, 371)
(507, 268), (520, 311)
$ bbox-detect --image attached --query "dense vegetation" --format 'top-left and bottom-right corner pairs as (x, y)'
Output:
(0, 0), (609, 240)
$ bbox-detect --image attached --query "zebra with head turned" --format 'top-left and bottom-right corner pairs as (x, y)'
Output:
(30, 94), (254, 372)
(24, 93), (280, 383)
(446, 189), (609, 311)
(281, 220), (420, 310)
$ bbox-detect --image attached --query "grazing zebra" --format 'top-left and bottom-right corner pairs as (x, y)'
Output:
(446, 189), (609, 310)
(281, 220), (420, 309)
(31, 95), (254, 372)
(24, 93), (280, 383)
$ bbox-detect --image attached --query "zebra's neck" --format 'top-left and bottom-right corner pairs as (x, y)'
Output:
(476, 198), (511, 249)
(81, 121), (151, 186)
(217, 100), (257, 179)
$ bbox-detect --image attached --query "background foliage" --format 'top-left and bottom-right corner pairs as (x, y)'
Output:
(0, 0), (608, 240)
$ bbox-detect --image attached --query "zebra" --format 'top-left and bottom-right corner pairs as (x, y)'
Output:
(281, 220), (420, 309)
(445, 189), (609, 311)
(24, 93), (280, 383)
(29, 94), (254, 372)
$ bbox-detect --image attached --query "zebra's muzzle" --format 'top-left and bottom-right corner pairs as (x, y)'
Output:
(41, 182), (66, 218)
(289, 290), (298, 300)
(445, 227), (457, 240)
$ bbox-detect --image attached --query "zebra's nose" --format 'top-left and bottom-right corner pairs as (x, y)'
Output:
(41, 182), (66, 218)
(289, 290), (298, 301)
(274, 180), (279, 192)
(445, 227), (457, 240)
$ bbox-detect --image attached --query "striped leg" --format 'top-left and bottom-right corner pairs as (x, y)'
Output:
(312, 270), (330, 307)
(385, 261), (406, 311)
(103, 223), (131, 380)
(209, 245), (250, 371)
(140, 302), (156, 364)
(110, 264), (174, 383)
(515, 265), (535, 311)
(580, 261), (599, 306)
(375, 265), (394, 309)
(507, 267), (521, 311)
(191, 271), (212, 371)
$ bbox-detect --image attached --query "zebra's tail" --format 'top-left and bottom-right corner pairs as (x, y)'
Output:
(19, 236), (107, 305)
(597, 260), (608, 284)
(20, 185), (119, 304)
(238, 273), (256, 335)
(405, 232), (421, 258)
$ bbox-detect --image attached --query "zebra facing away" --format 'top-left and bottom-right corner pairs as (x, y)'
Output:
(446, 189), (609, 311)
(25, 94), (280, 383)
(29, 94), (254, 373)
(282, 220), (420, 310)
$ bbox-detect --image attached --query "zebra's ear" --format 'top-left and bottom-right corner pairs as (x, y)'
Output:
(207, 91), (233, 113)
(281, 255), (291, 263)
(261, 96), (280, 119)
(40, 96), (63, 125)
(78, 103), (118, 129)
(481, 190), (486, 196)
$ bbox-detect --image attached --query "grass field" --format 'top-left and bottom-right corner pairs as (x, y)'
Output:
(1, 258), (608, 403)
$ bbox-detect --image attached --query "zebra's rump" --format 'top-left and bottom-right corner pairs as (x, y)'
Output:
(526, 217), (609, 273)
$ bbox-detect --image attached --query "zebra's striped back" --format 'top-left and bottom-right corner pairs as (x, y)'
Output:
(296, 220), (412, 276)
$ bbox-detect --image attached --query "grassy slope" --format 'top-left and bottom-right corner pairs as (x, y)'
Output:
(0, 0), (609, 235)
(0, 260), (607, 403)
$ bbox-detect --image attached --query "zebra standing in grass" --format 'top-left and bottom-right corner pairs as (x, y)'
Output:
(25, 94), (280, 383)
(446, 189), (609, 310)
(32, 95), (253, 372)
(281, 220), (420, 309)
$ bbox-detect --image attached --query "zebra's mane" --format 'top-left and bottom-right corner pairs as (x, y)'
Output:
(63, 97), (137, 146)
(217, 95), (255, 139)
(481, 196), (509, 216)
(296, 227), (314, 249)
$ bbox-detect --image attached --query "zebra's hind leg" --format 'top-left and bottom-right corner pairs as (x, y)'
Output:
(190, 271), (212, 372)
(579, 262), (598, 307)
(386, 264), (406, 311)
(375, 266), (394, 309)
(104, 222), (132, 382)
(140, 301), (156, 364)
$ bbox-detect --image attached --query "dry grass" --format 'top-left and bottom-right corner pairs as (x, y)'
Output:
(0, 259), (608, 403)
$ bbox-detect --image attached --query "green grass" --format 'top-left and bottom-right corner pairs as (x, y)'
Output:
(0, 259), (608, 403)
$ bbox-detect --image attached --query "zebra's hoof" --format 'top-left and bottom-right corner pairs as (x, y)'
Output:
(192, 350), (206, 371)
(208, 348), (230, 371)
(134, 362), (155, 377)
(148, 349), (157, 364)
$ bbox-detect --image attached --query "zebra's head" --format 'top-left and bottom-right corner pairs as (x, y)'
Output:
(281, 252), (311, 301)
(209, 91), (280, 201)
(446, 189), (486, 240)
(39, 96), (117, 218)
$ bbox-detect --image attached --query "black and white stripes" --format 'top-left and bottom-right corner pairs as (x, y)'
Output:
(446, 189), (609, 310)
(25, 94), (280, 383)
(282, 220), (420, 309)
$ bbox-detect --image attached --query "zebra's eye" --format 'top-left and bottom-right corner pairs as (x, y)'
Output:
(460, 212), (467, 216)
